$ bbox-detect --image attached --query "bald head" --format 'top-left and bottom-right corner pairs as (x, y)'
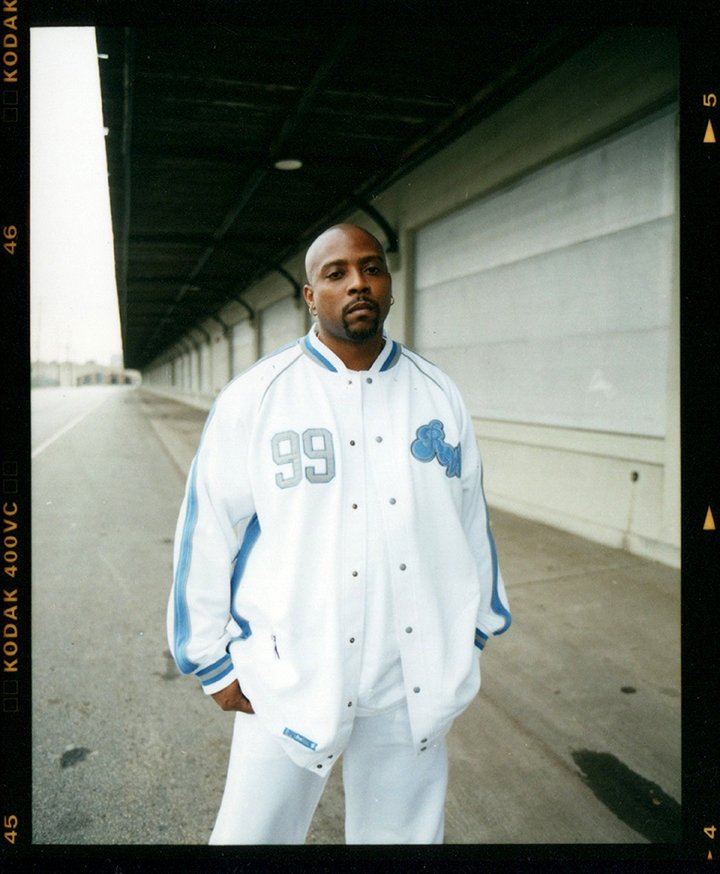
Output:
(304, 224), (387, 286)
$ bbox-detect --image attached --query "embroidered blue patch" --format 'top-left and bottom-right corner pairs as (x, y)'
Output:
(283, 727), (318, 750)
(411, 419), (461, 478)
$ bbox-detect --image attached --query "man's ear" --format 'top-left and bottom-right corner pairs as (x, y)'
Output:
(303, 284), (314, 308)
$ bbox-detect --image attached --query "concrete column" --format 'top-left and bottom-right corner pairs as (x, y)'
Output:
(227, 326), (234, 384)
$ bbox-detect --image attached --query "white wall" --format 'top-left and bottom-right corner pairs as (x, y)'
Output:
(210, 326), (230, 395)
(259, 296), (305, 357)
(232, 319), (257, 374)
(415, 111), (675, 436)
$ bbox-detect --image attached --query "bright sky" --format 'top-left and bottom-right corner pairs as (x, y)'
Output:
(30, 27), (123, 367)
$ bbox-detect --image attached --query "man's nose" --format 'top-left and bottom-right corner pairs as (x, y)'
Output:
(347, 268), (369, 292)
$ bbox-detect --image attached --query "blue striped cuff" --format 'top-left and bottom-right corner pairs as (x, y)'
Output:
(475, 628), (488, 651)
(197, 654), (234, 687)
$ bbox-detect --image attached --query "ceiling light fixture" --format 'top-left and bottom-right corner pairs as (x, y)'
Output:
(274, 159), (303, 171)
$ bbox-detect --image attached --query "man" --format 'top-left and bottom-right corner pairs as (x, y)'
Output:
(167, 223), (511, 844)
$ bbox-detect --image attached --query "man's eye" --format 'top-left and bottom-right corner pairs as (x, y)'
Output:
(327, 271), (343, 280)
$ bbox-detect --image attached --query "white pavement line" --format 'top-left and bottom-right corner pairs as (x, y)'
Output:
(31, 396), (113, 460)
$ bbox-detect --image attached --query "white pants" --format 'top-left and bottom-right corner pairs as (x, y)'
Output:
(209, 702), (448, 845)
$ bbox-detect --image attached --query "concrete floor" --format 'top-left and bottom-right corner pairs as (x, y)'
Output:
(30, 385), (681, 855)
(143, 387), (681, 846)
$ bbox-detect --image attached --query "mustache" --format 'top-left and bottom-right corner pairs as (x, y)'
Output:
(343, 298), (379, 316)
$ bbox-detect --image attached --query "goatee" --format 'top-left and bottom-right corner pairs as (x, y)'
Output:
(342, 316), (380, 341)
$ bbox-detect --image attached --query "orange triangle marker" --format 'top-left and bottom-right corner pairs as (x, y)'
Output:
(704, 507), (716, 530)
(704, 120), (716, 143)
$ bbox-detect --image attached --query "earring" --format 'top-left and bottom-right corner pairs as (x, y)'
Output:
(390, 296), (395, 305)
(309, 305), (317, 316)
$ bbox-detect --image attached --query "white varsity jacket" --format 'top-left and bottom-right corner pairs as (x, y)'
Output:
(168, 327), (511, 772)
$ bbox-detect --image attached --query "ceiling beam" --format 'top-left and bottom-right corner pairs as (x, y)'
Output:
(139, 24), (357, 363)
(118, 27), (135, 359)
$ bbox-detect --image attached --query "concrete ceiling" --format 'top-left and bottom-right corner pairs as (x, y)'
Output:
(93, 12), (606, 370)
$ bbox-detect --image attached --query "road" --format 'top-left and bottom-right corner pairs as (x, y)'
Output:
(31, 385), (232, 845)
(29, 385), (681, 852)
(31, 385), (121, 457)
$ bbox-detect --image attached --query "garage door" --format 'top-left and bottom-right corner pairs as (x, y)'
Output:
(414, 107), (676, 437)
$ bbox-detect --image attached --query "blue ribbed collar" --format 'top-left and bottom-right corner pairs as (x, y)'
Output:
(301, 327), (401, 374)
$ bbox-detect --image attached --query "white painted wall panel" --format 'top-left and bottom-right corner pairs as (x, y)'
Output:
(478, 434), (667, 553)
(260, 297), (303, 356)
(199, 345), (211, 395)
(415, 109), (675, 438)
(211, 333), (230, 394)
(232, 320), (256, 375)
(190, 349), (199, 393)
(416, 112), (675, 287)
